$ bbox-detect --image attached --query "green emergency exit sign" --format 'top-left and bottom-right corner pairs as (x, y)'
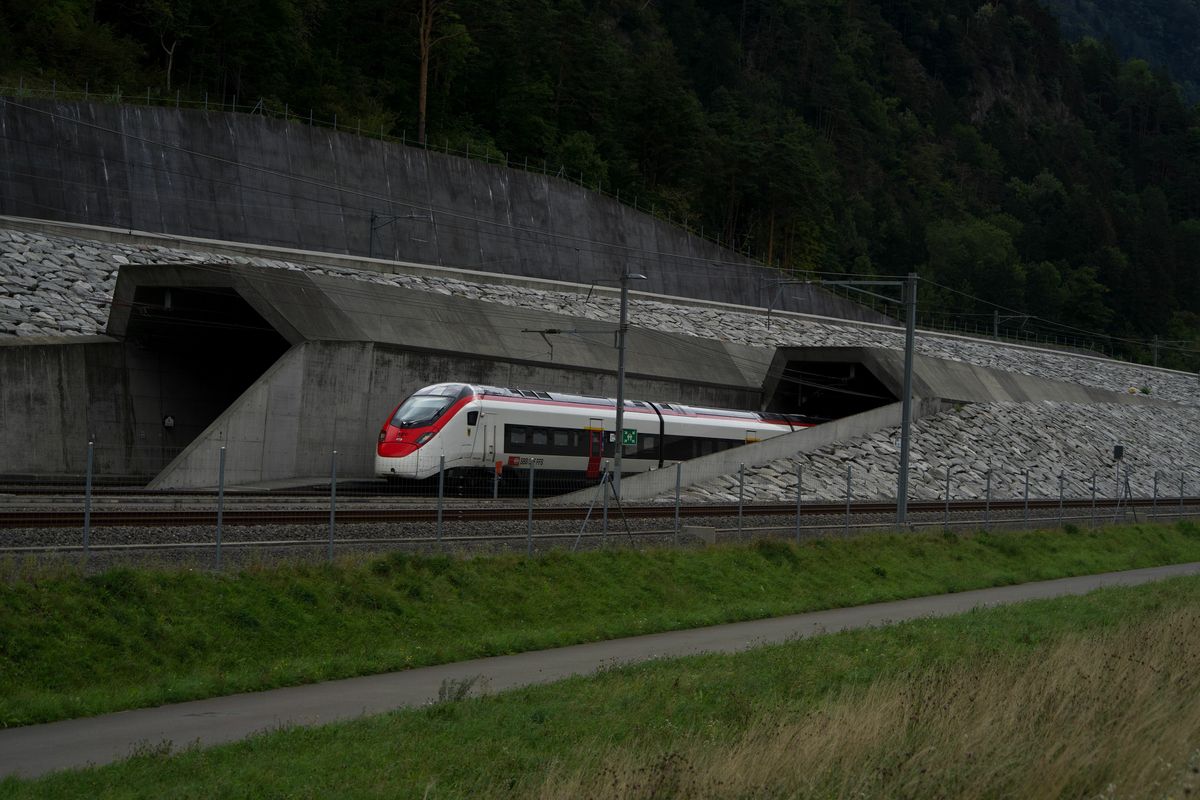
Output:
(622, 428), (638, 446)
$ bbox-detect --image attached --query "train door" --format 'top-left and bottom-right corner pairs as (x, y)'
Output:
(481, 413), (495, 464)
(586, 418), (604, 479)
(462, 410), (480, 463)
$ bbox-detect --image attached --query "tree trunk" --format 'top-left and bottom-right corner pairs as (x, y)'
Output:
(766, 209), (776, 266)
(417, 0), (436, 145)
(161, 37), (178, 94)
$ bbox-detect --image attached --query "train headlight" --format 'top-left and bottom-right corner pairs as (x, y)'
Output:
(415, 432), (435, 445)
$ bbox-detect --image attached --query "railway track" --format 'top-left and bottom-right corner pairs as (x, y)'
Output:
(1, 497), (1193, 529)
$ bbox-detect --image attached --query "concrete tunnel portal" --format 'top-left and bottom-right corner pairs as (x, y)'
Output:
(99, 269), (905, 487)
(3, 259), (1159, 489)
(121, 283), (291, 452)
(763, 360), (899, 420)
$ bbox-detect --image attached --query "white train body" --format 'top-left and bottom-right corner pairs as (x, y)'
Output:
(376, 383), (814, 480)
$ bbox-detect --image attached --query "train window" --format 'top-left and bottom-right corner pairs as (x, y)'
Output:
(628, 434), (658, 459)
(467, 411), (479, 426)
(391, 395), (452, 428)
(505, 425), (590, 455)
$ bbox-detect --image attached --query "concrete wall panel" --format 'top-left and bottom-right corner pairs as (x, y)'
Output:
(1, 99), (889, 322)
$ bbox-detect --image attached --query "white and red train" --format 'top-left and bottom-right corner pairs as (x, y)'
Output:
(376, 382), (815, 480)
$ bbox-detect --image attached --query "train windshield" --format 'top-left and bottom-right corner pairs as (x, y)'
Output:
(390, 396), (453, 428)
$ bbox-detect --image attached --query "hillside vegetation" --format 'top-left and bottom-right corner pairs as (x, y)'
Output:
(3, 0), (1200, 363)
(1042, 0), (1200, 101)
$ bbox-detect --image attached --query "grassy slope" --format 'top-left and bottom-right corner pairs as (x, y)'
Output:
(4, 574), (1200, 798)
(2, 521), (1200, 726)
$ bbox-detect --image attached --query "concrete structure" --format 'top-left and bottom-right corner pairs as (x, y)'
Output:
(559, 345), (1166, 504)
(0, 99), (885, 322)
(1, 254), (1172, 488)
(0, 261), (776, 486)
(0, 335), (225, 478)
(762, 346), (1172, 419)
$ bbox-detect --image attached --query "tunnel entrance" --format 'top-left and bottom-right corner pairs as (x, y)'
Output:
(765, 360), (897, 420)
(120, 285), (290, 473)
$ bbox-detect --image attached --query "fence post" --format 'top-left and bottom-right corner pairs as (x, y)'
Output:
(215, 446), (226, 571)
(674, 462), (682, 546)
(328, 450), (337, 563)
(944, 470), (950, 529)
(1023, 470), (1030, 526)
(493, 464), (499, 500)
(437, 455), (445, 549)
(602, 470), (609, 543)
(1058, 473), (1065, 523)
(527, 466), (535, 556)
(1091, 473), (1097, 528)
(845, 464), (853, 536)
(984, 469), (991, 529)
(83, 441), (94, 566)
(737, 463), (745, 538)
(1181, 473), (1186, 516)
(795, 463), (803, 544)
(1153, 470), (1159, 519)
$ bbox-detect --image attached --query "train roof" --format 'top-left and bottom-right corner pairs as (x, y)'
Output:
(435, 383), (825, 424)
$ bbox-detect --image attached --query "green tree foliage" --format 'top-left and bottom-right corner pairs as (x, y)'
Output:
(1041, 0), (1200, 101)
(3, 0), (1200, 362)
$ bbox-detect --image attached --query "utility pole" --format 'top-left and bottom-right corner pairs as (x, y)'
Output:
(612, 269), (646, 498)
(897, 272), (917, 524)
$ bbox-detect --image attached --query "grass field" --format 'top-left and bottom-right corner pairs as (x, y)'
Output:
(3, 521), (1200, 726)
(4, 574), (1199, 798)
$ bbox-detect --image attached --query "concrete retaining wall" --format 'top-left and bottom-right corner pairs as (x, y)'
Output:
(0, 99), (884, 322)
(0, 337), (225, 477)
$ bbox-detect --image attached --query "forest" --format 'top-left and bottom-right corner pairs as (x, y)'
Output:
(1041, 0), (1200, 102)
(1, 0), (1198, 366)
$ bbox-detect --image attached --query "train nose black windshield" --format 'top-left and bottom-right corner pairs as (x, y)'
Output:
(390, 396), (453, 428)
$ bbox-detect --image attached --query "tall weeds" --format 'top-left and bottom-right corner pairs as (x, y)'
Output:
(537, 609), (1200, 799)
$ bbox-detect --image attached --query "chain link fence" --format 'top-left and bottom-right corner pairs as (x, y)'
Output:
(3, 441), (1198, 572)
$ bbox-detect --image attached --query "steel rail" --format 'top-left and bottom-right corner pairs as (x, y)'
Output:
(4, 508), (1197, 555)
(1, 497), (1195, 529)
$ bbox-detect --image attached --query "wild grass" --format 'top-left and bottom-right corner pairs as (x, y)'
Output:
(536, 605), (1200, 799)
(2, 521), (1200, 726)
(4, 576), (1200, 799)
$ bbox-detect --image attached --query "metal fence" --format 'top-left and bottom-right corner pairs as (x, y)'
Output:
(3, 441), (1199, 571)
